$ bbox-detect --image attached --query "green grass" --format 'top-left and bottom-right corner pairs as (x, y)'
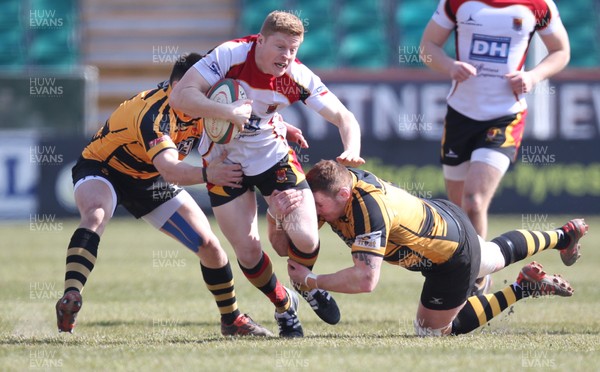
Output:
(1, 215), (600, 371)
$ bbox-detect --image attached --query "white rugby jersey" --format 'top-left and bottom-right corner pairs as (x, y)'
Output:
(195, 35), (334, 176)
(432, 0), (563, 120)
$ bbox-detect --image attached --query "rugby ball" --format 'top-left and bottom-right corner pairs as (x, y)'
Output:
(204, 78), (247, 144)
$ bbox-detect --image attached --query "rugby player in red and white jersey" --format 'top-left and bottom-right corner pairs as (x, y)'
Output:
(420, 0), (570, 294)
(170, 11), (364, 337)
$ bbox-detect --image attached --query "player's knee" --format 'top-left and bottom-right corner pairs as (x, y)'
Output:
(462, 192), (487, 215)
(197, 233), (218, 253)
(290, 234), (319, 254)
(195, 232), (216, 251)
(268, 238), (289, 257)
(79, 204), (110, 230)
(413, 319), (452, 337)
(234, 239), (262, 267)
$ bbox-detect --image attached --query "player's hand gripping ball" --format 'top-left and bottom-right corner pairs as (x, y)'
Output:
(204, 78), (247, 144)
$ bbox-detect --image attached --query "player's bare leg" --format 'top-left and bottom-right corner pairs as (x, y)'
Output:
(444, 179), (464, 210)
(213, 191), (302, 337)
(447, 161), (504, 296)
(56, 179), (113, 333)
(460, 161), (504, 239)
(266, 188), (341, 325)
(74, 179), (114, 235)
(157, 198), (272, 337)
(447, 174), (492, 295)
(273, 189), (319, 254)
(213, 190), (264, 269)
(415, 303), (461, 336)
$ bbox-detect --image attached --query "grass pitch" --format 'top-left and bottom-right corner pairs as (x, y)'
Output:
(1, 215), (599, 371)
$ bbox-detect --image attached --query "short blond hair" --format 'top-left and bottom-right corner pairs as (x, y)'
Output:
(260, 11), (304, 37)
(306, 160), (352, 197)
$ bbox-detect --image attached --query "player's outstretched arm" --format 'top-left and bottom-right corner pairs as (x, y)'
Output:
(153, 148), (242, 187)
(287, 251), (383, 294)
(317, 97), (364, 167)
(170, 68), (252, 131)
(420, 20), (477, 82)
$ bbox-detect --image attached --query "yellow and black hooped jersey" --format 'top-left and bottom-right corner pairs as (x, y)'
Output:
(323, 168), (466, 271)
(82, 81), (203, 179)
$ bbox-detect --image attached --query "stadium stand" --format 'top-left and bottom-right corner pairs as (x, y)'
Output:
(80, 0), (238, 122)
(237, 0), (599, 70)
(0, 1), (24, 67)
(27, 0), (79, 67)
(5, 0), (596, 123)
(558, 0), (600, 67)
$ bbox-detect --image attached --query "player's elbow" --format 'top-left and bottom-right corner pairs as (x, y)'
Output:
(268, 235), (290, 257)
(561, 49), (571, 69)
(169, 84), (191, 113)
(156, 163), (183, 185)
(419, 43), (430, 65)
(169, 87), (184, 111)
(341, 109), (357, 127)
(160, 170), (180, 185)
(329, 107), (357, 129)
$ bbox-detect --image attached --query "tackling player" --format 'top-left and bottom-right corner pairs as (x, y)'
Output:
(170, 11), (364, 337)
(420, 0), (570, 294)
(283, 160), (588, 336)
(56, 53), (281, 337)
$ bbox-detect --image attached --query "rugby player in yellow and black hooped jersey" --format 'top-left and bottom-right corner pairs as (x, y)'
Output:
(55, 53), (276, 337)
(282, 160), (588, 336)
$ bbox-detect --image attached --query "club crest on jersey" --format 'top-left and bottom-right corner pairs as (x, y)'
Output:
(266, 104), (278, 114)
(470, 34), (511, 63)
(513, 17), (523, 32)
(275, 168), (288, 183)
(486, 127), (502, 142)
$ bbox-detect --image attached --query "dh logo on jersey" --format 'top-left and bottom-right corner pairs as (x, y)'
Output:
(470, 34), (511, 63)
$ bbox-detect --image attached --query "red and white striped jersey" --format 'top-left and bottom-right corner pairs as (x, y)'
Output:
(194, 35), (334, 176)
(431, 0), (564, 120)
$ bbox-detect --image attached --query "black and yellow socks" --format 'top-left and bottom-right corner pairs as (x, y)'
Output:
(64, 228), (99, 294)
(201, 262), (240, 324)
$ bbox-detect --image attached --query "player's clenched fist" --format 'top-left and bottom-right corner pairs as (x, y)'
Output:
(450, 61), (477, 82)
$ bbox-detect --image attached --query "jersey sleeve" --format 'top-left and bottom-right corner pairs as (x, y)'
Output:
(193, 42), (235, 86)
(138, 108), (177, 161)
(431, 0), (456, 30)
(349, 191), (390, 257)
(536, 0), (564, 36)
(292, 62), (337, 113)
